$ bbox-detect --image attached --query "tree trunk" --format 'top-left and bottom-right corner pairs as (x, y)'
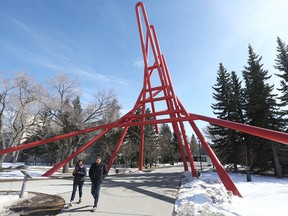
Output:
(62, 146), (73, 173)
(245, 143), (252, 182)
(271, 142), (283, 178)
(9, 151), (15, 163)
(12, 151), (20, 163)
(246, 170), (252, 182)
(0, 154), (6, 172)
(33, 153), (37, 166)
(233, 144), (239, 172)
(233, 163), (238, 172)
(62, 163), (69, 173)
(69, 159), (74, 167)
(233, 146), (238, 172)
(10, 151), (20, 163)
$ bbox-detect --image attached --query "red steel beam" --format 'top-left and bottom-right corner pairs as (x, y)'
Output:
(189, 113), (288, 145)
(190, 120), (242, 197)
(0, 87), (164, 156)
(179, 121), (198, 177)
(1, 3), (286, 200)
(107, 126), (129, 170)
(2, 113), (287, 156)
(43, 127), (111, 176)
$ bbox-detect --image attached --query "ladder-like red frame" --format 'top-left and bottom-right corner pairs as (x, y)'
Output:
(1, 2), (288, 198)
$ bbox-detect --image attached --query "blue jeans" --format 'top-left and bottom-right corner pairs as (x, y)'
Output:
(70, 180), (84, 201)
(91, 181), (101, 207)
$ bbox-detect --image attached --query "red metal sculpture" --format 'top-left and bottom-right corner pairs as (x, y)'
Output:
(1, 2), (288, 197)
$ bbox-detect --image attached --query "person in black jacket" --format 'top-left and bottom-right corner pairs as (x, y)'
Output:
(68, 160), (87, 207)
(89, 156), (108, 212)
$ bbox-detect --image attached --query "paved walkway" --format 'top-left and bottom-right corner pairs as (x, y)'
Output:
(1, 166), (184, 216)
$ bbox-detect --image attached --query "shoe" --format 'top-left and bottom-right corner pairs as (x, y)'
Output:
(67, 202), (72, 208)
(78, 198), (82, 204)
(92, 207), (96, 212)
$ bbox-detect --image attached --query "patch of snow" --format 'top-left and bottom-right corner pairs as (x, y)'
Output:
(0, 192), (20, 213)
(1, 163), (288, 215)
(174, 171), (288, 216)
(175, 171), (234, 216)
(0, 191), (34, 214)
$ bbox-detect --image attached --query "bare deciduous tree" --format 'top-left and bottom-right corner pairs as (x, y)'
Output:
(0, 72), (46, 170)
(45, 73), (121, 173)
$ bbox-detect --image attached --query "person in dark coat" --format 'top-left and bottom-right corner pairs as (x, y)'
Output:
(89, 156), (108, 212)
(68, 160), (87, 207)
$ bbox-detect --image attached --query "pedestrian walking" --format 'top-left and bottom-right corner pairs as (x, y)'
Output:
(68, 159), (87, 208)
(89, 156), (108, 212)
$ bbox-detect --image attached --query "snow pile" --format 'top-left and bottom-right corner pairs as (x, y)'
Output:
(0, 170), (49, 180)
(0, 163), (71, 180)
(0, 192), (35, 214)
(174, 171), (235, 216)
(0, 192), (21, 213)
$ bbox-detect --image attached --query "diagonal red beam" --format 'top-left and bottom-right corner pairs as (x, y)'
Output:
(0, 87), (162, 156)
(189, 113), (288, 145)
(2, 112), (287, 156)
(189, 120), (242, 197)
(120, 114), (288, 145)
(107, 126), (130, 171)
(179, 121), (198, 177)
(127, 109), (184, 120)
(0, 113), (130, 155)
(43, 127), (111, 176)
(170, 122), (189, 171)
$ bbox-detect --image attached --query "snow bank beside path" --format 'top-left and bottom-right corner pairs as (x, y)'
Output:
(0, 191), (35, 214)
(174, 171), (288, 216)
(0, 192), (20, 213)
(174, 171), (235, 216)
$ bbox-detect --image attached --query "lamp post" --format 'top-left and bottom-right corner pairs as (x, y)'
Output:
(20, 171), (32, 198)
(198, 139), (203, 173)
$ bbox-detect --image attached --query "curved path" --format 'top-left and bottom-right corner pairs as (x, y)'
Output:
(1, 165), (184, 216)
(59, 166), (182, 216)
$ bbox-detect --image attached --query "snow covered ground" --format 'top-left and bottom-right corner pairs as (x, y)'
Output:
(1, 163), (288, 215)
(174, 171), (288, 216)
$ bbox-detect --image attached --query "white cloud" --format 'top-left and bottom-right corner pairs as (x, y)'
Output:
(8, 16), (50, 51)
(70, 66), (128, 85)
(133, 60), (144, 68)
(7, 40), (128, 86)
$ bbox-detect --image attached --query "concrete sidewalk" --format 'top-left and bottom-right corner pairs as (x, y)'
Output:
(1, 166), (183, 216)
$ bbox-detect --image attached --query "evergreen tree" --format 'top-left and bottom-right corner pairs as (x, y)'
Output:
(228, 71), (245, 171)
(124, 109), (142, 167)
(143, 108), (159, 168)
(124, 108), (159, 168)
(170, 132), (179, 164)
(209, 63), (232, 164)
(56, 97), (83, 170)
(242, 45), (281, 175)
(93, 128), (123, 165)
(190, 134), (199, 158)
(210, 64), (246, 171)
(275, 37), (288, 124)
(274, 37), (288, 174)
(229, 72), (245, 124)
(158, 123), (172, 163)
(211, 63), (231, 119)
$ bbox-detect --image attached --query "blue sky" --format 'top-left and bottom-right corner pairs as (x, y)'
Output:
(1, 0), (288, 136)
